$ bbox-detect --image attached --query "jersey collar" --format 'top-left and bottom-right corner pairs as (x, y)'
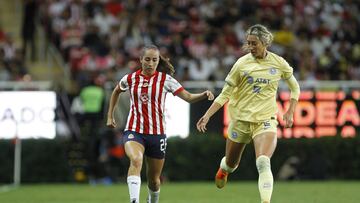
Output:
(251, 51), (270, 62)
(137, 69), (159, 79)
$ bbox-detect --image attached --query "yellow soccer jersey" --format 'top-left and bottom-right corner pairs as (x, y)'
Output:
(215, 52), (293, 122)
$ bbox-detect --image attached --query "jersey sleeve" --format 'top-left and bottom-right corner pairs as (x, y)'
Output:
(118, 74), (129, 91)
(224, 60), (241, 87)
(164, 74), (184, 95)
(285, 75), (300, 101)
(214, 83), (233, 106)
(280, 57), (294, 80)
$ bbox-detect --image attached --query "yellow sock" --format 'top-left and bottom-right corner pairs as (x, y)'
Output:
(256, 155), (273, 203)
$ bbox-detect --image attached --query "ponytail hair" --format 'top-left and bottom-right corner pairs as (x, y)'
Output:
(158, 54), (175, 76)
(141, 45), (175, 76)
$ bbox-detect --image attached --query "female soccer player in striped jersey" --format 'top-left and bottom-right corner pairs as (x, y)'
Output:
(107, 45), (214, 203)
(197, 24), (300, 203)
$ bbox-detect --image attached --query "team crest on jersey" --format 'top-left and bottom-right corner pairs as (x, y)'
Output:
(246, 76), (254, 84)
(231, 131), (238, 139)
(140, 93), (149, 103)
(142, 80), (149, 87)
(128, 134), (134, 139)
(269, 67), (277, 75)
(263, 121), (271, 130)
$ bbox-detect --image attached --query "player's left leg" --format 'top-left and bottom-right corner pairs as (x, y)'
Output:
(253, 131), (277, 203)
(144, 134), (167, 203)
(145, 157), (164, 203)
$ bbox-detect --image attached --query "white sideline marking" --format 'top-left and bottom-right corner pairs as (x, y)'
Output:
(0, 185), (18, 193)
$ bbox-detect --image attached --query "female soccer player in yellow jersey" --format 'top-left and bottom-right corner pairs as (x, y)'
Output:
(197, 24), (300, 203)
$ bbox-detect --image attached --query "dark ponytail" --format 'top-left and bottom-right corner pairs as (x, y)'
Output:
(158, 54), (175, 76)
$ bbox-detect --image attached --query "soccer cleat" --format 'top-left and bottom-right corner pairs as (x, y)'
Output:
(215, 168), (228, 189)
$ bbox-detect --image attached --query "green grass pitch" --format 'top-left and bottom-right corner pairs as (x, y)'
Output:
(0, 181), (359, 203)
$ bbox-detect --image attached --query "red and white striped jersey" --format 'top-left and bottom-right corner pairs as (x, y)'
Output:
(118, 70), (184, 135)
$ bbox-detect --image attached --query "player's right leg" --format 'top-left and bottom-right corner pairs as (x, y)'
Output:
(124, 131), (145, 203)
(216, 120), (249, 189)
(216, 138), (246, 189)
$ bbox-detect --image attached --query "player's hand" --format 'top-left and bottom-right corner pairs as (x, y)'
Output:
(197, 115), (210, 133)
(106, 117), (117, 128)
(204, 90), (214, 101)
(283, 111), (294, 128)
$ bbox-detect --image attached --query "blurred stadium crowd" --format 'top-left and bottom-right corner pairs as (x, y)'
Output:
(39, 0), (360, 84)
(0, 30), (29, 81)
(2, 0), (359, 89)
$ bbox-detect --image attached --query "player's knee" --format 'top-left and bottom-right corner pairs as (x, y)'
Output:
(148, 177), (161, 191)
(256, 155), (271, 173)
(220, 157), (238, 173)
(130, 155), (143, 169)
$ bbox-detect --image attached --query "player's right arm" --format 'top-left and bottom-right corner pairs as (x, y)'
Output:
(196, 58), (242, 132)
(197, 83), (234, 133)
(106, 85), (124, 128)
(197, 60), (241, 133)
(107, 75), (128, 128)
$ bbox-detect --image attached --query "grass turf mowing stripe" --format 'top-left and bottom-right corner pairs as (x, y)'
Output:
(0, 181), (359, 203)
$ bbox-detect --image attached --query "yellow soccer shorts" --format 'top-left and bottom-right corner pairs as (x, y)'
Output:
(227, 119), (278, 144)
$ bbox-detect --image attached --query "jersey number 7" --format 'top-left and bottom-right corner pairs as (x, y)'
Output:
(253, 85), (261, 93)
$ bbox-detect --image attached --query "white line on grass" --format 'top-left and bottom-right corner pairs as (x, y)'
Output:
(0, 184), (18, 193)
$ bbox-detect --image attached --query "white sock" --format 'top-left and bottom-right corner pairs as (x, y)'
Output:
(256, 155), (273, 203)
(147, 187), (160, 203)
(127, 176), (141, 203)
(220, 156), (237, 173)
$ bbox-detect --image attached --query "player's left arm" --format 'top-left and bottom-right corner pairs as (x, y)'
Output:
(283, 75), (300, 128)
(279, 56), (300, 128)
(176, 89), (214, 103)
(166, 74), (214, 103)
